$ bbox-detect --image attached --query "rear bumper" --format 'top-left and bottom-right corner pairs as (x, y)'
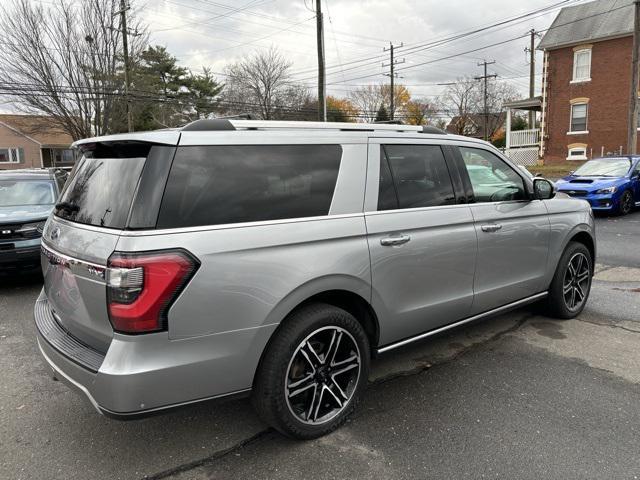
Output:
(34, 289), (276, 417)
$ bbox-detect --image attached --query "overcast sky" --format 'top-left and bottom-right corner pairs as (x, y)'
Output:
(2, 0), (585, 114)
(142, 0), (584, 101)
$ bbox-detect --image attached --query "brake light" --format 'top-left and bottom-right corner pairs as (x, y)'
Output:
(106, 250), (199, 334)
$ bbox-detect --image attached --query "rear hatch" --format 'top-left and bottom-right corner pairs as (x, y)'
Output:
(41, 141), (175, 352)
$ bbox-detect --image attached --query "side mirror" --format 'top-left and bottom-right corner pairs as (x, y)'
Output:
(533, 178), (555, 200)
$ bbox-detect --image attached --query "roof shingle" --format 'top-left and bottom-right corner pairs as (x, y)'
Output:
(538, 0), (634, 50)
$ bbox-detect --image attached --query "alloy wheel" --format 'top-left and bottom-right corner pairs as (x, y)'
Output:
(285, 326), (361, 425)
(620, 191), (633, 215)
(562, 252), (590, 311)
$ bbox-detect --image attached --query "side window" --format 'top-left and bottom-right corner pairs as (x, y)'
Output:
(377, 148), (399, 210)
(157, 145), (342, 228)
(459, 147), (526, 203)
(380, 144), (455, 210)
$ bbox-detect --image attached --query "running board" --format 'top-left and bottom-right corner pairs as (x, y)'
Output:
(376, 291), (548, 354)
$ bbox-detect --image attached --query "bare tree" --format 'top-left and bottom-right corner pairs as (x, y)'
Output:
(0, 0), (146, 140)
(442, 77), (520, 138)
(349, 83), (413, 123)
(222, 48), (304, 120)
(442, 77), (478, 135)
(349, 85), (382, 123)
(480, 80), (520, 138)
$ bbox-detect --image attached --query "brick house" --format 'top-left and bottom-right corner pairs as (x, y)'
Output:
(0, 114), (74, 170)
(504, 0), (638, 166)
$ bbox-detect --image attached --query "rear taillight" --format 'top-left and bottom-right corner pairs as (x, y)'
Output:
(106, 250), (199, 334)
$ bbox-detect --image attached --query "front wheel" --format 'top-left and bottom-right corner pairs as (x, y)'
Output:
(252, 303), (370, 439)
(618, 190), (634, 216)
(542, 242), (592, 319)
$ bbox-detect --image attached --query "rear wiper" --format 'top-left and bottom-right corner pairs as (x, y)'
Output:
(55, 201), (79, 212)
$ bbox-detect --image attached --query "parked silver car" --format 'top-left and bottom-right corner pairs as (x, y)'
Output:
(35, 120), (595, 439)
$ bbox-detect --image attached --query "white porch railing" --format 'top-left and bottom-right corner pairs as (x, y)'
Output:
(505, 147), (539, 166)
(509, 128), (540, 147)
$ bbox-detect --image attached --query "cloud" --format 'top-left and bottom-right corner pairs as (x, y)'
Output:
(143, 0), (566, 100)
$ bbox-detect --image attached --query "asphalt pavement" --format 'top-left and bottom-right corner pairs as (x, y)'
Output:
(1, 212), (639, 480)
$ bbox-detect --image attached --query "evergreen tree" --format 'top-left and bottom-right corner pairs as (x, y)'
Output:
(375, 104), (390, 122)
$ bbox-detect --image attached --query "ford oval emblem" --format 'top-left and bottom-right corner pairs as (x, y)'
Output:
(50, 227), (61, 241)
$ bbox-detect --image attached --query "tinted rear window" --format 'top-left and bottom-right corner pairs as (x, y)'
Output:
(54, 143), (150, 229)
(157, 145), (342, 228)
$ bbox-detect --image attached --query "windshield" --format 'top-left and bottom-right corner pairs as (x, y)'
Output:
(573, 158), (631, 177)
(0, 180), (56, 207)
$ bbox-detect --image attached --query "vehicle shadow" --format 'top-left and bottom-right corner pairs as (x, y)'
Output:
(0, 269), (43, 290)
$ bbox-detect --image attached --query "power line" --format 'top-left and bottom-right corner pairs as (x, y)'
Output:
(289, 0), (578, 80)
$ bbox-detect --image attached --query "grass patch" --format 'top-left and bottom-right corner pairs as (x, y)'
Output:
(528, 163), (584, 179)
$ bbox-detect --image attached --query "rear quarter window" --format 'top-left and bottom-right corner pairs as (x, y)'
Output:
(157, 145), (342, 228)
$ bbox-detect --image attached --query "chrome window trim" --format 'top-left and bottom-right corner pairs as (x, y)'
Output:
(364, 203), (473, 216)
(119, 212), (366, 237)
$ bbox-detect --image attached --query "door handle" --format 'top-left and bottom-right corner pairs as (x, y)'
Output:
(380, 234), (411, 246)
(481, 224), (503, 233)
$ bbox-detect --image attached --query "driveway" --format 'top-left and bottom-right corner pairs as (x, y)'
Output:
(1, 212), (639, 480)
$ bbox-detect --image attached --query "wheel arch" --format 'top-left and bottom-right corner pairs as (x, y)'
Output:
(569, 230), (595, 266)
(252, 280), (380, 388)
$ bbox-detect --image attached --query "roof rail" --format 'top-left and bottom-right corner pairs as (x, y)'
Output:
(181, 119), (236, 131)
(215, 113), (254, 120)
(228, 120), (423, 132)
(421, 125), (447, 135)
(178, 119), (448, 134)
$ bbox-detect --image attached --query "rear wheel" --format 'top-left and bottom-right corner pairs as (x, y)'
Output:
(252, 303), (370, 439)
(542, 242), (592, 319)
(618, 190), (634, 216)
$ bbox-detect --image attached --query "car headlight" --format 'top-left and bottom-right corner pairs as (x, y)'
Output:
(16, 221), (46, 236)
(594, 186), (617, 194)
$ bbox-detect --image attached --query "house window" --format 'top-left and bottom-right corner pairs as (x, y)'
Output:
(567, 147), (587, 161)
(50, 148), (75, 165)
(0, 148), (24, 164)
(570, 103), (588, 132)
(572, 49), (591, 82)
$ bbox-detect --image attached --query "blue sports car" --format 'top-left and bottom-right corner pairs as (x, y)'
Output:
(555, 156), (640, 215)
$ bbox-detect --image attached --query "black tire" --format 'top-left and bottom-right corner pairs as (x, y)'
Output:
(618, 190), (634, 216)
(542, 241), (592, 319)
(252, 303), (370, 439)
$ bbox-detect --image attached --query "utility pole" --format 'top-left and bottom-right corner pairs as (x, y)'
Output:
(382, 42), (405, 120)
(315, 0), (326, 122)
(628, 0), (640, 154)
(118, 0), (133, 132)
(475, 60), (497, 142)
(525, 29), (537, 129)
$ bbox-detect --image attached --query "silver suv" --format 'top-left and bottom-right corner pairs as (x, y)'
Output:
(35, 120), (595, 439)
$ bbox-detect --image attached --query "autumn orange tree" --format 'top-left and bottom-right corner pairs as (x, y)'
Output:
(326, 96), (358, 122)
